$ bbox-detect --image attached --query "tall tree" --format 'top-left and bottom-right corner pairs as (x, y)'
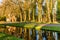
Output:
(28, 0), (31, 21)
(17, 0), (23, 22)
(31, 0), (36, 22)
(52, 0), (57, 23)
(37, 0), (43, 22)
(46, 0), (51, 23)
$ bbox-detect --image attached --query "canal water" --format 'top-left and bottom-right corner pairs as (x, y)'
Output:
(0, 27), (60, 40)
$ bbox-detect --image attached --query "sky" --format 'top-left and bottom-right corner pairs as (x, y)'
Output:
(0, 0), (2, 3)
(0, 0), (3, 5)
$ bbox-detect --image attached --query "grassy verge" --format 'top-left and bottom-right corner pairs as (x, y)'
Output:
(0, 32), (23, 40)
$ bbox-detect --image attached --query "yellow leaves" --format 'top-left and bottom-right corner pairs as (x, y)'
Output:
(35, 24), (47, 30)
(37, 0), (42, 3)
(0, 0), (21, 17)
(23, 2), (30, 10)
(35, 25), (42, 30)
(24, 23), (35, 29)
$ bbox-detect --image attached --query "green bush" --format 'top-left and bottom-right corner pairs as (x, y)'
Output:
(0, 16), (6, 21)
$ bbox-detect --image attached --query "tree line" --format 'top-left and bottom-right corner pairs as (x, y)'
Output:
(0, 0), (57, 23)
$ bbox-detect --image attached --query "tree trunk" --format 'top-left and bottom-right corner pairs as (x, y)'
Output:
(46, 0), (51, 23)
(28, 9), (31, 21)
(52, 0), (57, 23)
(20, 13), (22, 22)
(23, 11), (26, 22)
(37, 0), (42, 23)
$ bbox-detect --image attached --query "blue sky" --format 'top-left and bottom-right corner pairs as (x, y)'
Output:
(0, 0), (2, 3)
(0, 0), (3, 5)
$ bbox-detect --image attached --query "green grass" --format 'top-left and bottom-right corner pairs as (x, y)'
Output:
(41, 26), (60, 32)
(0, 32), (23, 40)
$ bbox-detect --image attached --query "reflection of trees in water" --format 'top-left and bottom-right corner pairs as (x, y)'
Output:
(0, 0), (58, 40)
(0, 27), (59, 40)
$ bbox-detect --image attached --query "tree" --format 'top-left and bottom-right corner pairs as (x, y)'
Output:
(30, 0), (36, 22)
(37, 0), (43, 22)
(46, 0), (51, 23)
(52, 0), (57, 23)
